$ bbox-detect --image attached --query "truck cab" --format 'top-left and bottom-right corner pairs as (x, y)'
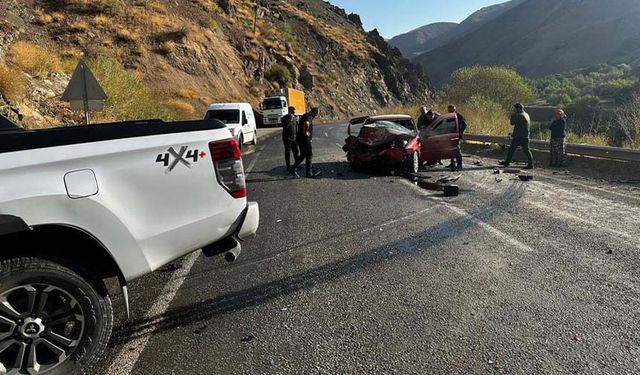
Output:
(261, 89), (305, 127)
(205, 103), (258, 148)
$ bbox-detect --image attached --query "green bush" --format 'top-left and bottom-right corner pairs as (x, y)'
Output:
(265, 64), (292, 89)
(87, 57), (178, 121)
(444, 66), (535, 111)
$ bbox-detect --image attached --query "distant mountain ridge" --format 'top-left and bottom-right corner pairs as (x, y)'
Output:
(388, 22), (457, 58)
(412, 0), (640, 85)
(388, 0), (527, 57)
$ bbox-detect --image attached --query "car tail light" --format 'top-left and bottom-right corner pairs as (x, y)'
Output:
(208, 138), (247, 199)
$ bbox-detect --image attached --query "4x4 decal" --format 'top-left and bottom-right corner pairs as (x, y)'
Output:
(156, 146), (207, 174)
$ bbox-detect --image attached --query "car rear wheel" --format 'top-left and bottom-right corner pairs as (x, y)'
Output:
(0, 257), (113, 375)
(404, 152), (419, 174)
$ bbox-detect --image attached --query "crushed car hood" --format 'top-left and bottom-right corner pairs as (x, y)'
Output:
(357, 121), (417, 146)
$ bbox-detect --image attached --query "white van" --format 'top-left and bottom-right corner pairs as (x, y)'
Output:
(205, 103), (257, 148)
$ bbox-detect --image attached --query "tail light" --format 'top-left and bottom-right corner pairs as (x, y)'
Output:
(208, 138), (247, 199)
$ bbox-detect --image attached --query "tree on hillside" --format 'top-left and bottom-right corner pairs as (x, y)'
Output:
(444, 66), (535, 110)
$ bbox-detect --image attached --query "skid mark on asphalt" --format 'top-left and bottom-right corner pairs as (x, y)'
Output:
(222, 205), (441, 271)
(537, 174), (640, 203)
(107, 251), (199, 375)
(463, 176), (640, 244)
(399, 179), (534, 254)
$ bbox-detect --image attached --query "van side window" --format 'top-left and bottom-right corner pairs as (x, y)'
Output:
(242, 112), (248, 125)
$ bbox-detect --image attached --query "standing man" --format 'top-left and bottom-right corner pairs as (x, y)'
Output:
(417, 107), (428, 131)
(499, 103), (534, 169)
(292, 107), (321, 178)
(549, 109), (567, 167)
(281, 106), (299, 173)
(447, 105), (467, 171)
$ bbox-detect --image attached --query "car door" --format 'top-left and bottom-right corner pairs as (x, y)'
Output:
(419, 115), (459, 161)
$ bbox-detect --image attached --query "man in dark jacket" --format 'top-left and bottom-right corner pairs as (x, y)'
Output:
(447, 105), (467, 171)
(281, 106), (299, 173)
(500, 103), (534, 169)
(549, 109), (567, 167)
(292, 107), (321, 178)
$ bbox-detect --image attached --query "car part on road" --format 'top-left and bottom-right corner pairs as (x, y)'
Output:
(443, 185), (460, 196)
(503, 168), (521, 174)
(0, 257), (113, 374)
(518, 175), (534, 181)
(437, 175), (462, 184)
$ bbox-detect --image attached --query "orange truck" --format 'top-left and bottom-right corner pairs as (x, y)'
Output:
(261, 88), (306, 126)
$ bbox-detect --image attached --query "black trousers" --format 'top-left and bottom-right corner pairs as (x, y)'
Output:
(293, 139), (312, 174)
(451, 141), (463, 168)
(283, 138), (299, 169)
(505, 137), (534, 166)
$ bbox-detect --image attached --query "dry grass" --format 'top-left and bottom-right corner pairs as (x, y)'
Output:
(0, 64), (27, 99)
(176, 88), (199, 99)
(200, 96), (213, 106)
(34, 8), (53, 25)
(92, 15), (109, 26)
(166, 99), (196, 119)
(159, 40), (176, 55)
(9, 42), (62, 77)
(192, 0), (219, 12)
(151, 2), (168, 13)
(116, 29), (137, 43)
(51, 12), (65, 22)
(69, 21), (89, 33)
(566, 133), (609, 146)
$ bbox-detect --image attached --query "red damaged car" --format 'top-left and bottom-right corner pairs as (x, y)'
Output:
(343, 115), (421, 173)
(343, 113), (462, 173)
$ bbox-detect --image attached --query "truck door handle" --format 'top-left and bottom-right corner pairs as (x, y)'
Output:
(450, 137), (460, 141)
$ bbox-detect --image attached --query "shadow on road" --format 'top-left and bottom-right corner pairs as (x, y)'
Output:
(108, 184), (525, 346)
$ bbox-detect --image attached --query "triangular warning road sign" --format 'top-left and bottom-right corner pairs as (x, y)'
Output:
(62, 61), (107, 101)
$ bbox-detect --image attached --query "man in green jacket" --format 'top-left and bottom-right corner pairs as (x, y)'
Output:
(499, 103), (534, 169)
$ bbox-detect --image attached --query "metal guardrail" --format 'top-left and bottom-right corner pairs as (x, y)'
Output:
(464, 134), (640, 163)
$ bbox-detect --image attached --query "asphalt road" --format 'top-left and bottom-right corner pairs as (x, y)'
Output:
(97, 124), (640, 374)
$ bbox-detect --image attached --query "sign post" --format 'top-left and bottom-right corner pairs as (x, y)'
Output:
(62, 61), (107, 125)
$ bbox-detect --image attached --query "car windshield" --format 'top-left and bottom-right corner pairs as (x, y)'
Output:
(205, 109), (240, 124)
(363, 120), (417, 135)
(263, 98), (283, 110)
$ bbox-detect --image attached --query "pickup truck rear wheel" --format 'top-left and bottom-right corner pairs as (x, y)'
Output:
(0, 257), (113, 375)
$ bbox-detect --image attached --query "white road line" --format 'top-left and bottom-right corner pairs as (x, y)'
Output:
(107, 251), (200, 375)
(245, 144), (266, 174)
(399, 179), (534, 253)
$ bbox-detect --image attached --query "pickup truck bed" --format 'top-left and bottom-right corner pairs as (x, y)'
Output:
(0, 116), (259, 374)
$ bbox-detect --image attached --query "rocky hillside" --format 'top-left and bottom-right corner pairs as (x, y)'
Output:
(414, 0), (640, 86)
(388, 22), (457, 58)
(0, 0), (433, 128)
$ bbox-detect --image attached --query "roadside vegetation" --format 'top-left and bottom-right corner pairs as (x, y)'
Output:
(386, 65), (640, 149)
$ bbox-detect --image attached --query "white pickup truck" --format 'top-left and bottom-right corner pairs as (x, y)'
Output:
(0, 115), (259, 374)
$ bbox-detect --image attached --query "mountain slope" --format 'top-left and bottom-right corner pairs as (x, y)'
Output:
(388, 0), (527, 58)
(415, 0), (640, 85)
(388, 22), (457, 58)
(0, 0), (432, 128)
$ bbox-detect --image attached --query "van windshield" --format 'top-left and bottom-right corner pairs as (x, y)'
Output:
(263, 98), (283, 110)
(205, 110), (240, 124)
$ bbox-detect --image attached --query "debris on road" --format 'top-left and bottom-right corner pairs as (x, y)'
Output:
(443, 185), (459, 197)
(473, 161), (483, 166)
(504, 168), (521, 174)
(276, 219), (283, 223)
(437, 175), (462, 184)
(241, 335), (254, 343)
(495, 177), (503, 183)
(418, 180), (441, 191)
(518, 175), (534, 182)
(493, 169), (502, 175)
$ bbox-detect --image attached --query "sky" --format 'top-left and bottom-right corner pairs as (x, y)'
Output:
(328, 0), (507, 39)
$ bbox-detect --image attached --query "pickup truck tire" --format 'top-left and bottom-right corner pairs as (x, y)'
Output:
(251, 131), (257, 145)
(238, 135), (244, 150)
(0, 257), (113, 375)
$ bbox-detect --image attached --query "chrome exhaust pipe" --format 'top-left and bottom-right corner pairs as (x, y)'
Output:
(225, 246), (241, 262)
